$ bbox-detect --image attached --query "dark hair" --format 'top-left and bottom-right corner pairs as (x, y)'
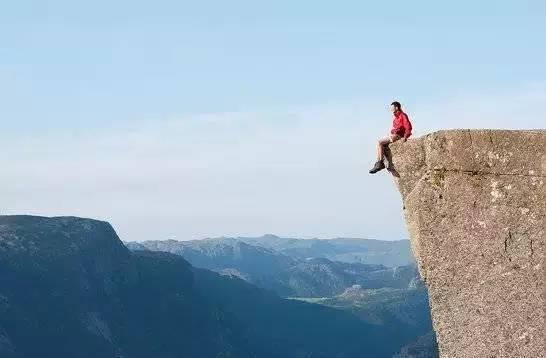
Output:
(391, 101), (402, 110)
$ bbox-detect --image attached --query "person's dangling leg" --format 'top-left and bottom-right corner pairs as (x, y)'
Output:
(370, 136), (391, 174)
(370, 135), (401, 174)
(376, 139), (383, 162)
(385, 134), (401, 171)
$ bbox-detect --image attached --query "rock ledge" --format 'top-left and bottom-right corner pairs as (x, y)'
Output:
(390, 129), (545, 358)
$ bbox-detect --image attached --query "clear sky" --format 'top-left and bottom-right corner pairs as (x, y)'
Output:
(1, 1), (545, 241)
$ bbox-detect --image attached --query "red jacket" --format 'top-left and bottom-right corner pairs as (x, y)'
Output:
(391, 110), (412, 139)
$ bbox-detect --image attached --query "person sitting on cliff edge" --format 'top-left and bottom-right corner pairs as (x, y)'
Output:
(369, 101), (413, 174)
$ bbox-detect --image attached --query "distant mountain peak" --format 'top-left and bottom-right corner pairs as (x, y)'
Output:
(260, 234), (280, 239)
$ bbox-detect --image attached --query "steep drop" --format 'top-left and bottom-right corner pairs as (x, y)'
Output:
(389, 129), (545, 358)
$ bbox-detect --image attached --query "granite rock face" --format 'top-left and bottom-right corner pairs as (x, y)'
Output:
(389, 129), (545, 358)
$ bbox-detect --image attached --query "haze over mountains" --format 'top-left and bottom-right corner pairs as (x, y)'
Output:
(239, 235), (415, 266)
(126, 236), (418, 298)
(1, 215), (437, 357)
(135, 234), (414, 266)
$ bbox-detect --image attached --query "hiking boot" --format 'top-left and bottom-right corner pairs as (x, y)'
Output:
(369, 160), (385, 174)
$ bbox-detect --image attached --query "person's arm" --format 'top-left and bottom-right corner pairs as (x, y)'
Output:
(402, 113), (412, 141)
(391, 117), (404, 135)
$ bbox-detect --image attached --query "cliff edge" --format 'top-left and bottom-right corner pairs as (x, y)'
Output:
(389, 129), (545, 358)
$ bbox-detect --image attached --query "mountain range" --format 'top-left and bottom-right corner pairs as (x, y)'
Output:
(130, 234), (415, 267)
(126, 236), (418, 298)
(1, 215), (436, 357)
(127, 234), (437, 356)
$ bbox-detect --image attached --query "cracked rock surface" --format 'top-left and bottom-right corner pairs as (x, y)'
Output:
(389, 129), (545, 358)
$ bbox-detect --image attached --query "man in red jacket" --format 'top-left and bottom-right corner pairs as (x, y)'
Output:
(369, 101), (412, 174)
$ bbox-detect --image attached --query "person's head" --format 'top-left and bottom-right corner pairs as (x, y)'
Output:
(390, 101), (402, 113)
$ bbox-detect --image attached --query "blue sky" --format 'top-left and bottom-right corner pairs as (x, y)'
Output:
(1, 1), (545, 241)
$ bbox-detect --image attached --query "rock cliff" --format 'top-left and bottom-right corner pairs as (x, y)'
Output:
(389, 129), (545, 358)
